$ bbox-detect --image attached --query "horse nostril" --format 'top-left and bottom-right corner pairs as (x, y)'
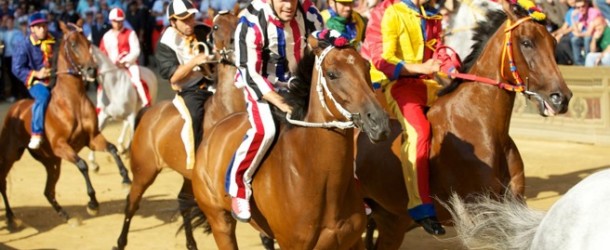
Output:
(550, 93), (563, 105)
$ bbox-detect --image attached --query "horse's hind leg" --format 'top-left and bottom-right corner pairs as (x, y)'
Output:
(52, 142), (100, 215)
(0, 147), (26, 231)
(116, 153), (160, 250)
(177, 178), (199, 250)
(369, 205), (411, 250)
(90, 134), (131, 185)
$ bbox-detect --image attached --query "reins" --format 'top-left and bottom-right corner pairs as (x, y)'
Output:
(285, 45), (358, 129)
(443, 16), (533, 93)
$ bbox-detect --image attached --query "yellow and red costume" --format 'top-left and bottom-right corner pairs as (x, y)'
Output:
(362, 0), (443, 221)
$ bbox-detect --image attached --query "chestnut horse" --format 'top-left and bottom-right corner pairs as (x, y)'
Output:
(192, 35), (390, 249)
(356, 2), (572, 249)
(0, 22), (131, 230)
(115, 12), (242, 250)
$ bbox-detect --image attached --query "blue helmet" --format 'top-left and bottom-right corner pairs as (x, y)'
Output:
(28, 12), (48, 27)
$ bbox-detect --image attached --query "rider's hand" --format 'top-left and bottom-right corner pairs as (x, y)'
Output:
(194, 53), (215, 66)
(35, 68), (51, 79)
(421, 58), (441, 75)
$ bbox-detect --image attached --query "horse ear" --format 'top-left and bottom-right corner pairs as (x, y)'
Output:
(307, 35), (321, 55)
(501, 0), (520, 21)
(59, 21), (69, 34)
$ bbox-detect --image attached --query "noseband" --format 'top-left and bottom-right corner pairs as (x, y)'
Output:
(57, 31), (92, 81)
(286, 45), (359, 129)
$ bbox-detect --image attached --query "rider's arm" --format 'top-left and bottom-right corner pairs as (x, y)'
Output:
(155, 41), (211, 85)
(11, 42), (45, 88)
(234, 16), (274, 101)
(119, 30), (140, 64)
(373, 8), (406, 80)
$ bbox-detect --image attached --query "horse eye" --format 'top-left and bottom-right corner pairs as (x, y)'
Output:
(521, 39), (533, 48)
(214, 25), (219, 30)
(327, 71), (339, 80)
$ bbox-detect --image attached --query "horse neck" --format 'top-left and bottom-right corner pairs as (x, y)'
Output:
(214, 63), (244, 113)
(290, 66), (355, 178)
(55, 45), (85, 92)
(458, 29), (518, 133)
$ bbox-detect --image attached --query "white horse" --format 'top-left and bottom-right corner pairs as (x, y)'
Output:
(444, 0), (502, 58)
(445, 168), (610, 250)
(88, 45), (158, 169)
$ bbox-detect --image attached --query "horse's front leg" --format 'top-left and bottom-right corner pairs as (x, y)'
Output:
(89, 109), (111, 172)
(506, 137), (525, 199)
(51, 140), (100, 215)
(90, 133), (132, 186)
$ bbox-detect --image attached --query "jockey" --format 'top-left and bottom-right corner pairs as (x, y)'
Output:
(362, 0), (446, 235)
(320, 0), (366, 49)
(155, 0), (214, 153)
(12, 12), (55, 149)
(226, 0), (323, 222)
(99, 7), (150, 108)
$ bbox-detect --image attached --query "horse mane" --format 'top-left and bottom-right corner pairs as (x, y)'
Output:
(274, 39), (333, 125)
(437, 10), (507, 96)
(438, 4), (538, 96)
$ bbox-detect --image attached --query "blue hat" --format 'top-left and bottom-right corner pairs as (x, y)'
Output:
(28, 12), (48, 26)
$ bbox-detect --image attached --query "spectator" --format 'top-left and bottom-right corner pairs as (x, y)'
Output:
(585, 16), (610, 65)
(553, 0), (576, 64)
(594, 0), (610, 22)
(5, 15), (29, 101)
(320, 0), (366, 50)
(59, 1), (81, 24)
(82, 10), (94, 41)
(91, 11), (110, 46)
(539, 0), (569, 33)
(0, 0), (14, 19)
(570, 0), (602, 65)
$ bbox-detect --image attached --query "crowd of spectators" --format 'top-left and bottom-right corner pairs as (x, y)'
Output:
(0, 0), (607, 103)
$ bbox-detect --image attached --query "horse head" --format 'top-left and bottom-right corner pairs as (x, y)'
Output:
(466, 0), (571, 117)
(59, 21), (97, 82)
(299, 31), (390, 142)
(210, 11), (238, 64)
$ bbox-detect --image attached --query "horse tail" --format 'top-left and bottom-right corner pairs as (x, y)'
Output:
(442, 193), (545, 250)
(176, 205), (212, 235)
(134, 106), (151, 129)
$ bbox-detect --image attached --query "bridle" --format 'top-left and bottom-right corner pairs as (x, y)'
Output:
(286, 45), (360, 129)
(56, 30), (94, 81)
(443, 16), (538, 96)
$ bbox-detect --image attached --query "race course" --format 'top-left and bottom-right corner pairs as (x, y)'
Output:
(1, 81), (609, 250)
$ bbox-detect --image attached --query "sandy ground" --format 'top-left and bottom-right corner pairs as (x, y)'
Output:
(1, 82), (609, 250)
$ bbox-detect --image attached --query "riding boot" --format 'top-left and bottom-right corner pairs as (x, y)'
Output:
(416, 216), (446, 235)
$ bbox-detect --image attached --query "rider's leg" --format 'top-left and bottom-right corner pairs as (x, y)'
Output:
(28, 83), (51, 149)
(226, 91), (278, 222)
(388, 79), (445, 235)
(128, 65), (151, 107)
(177, 83), (213, 150)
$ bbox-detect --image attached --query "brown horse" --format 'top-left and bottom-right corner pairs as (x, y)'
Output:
(192, 35), (390, 249)
(0, 22), (131, 230)
(356, 2), (572, 249)
(115, 12), (242, 250)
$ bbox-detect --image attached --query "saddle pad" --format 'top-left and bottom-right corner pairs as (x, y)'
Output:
(172, 95), (195, 170)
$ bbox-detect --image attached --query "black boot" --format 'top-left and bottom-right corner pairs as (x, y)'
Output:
(417, 216), (446, 235)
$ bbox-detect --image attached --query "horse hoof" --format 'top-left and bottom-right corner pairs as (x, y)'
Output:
(91, 163), (100, 173)
(7, 218), (24, 232)
(117, 145), (126, 154)
(68, 216), (82, 227)
(87, 206), (99, 216)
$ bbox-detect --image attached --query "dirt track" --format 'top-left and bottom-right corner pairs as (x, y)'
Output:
(1, 84), (609, 250)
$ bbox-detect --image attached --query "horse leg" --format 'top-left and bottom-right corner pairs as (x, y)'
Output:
(260, 233), (275, 250)
(369, 205), (411, 250)
(0, 147), (26, 231)
(116, 120), (130, 154)
(90, 134), (132, 185)
(52, 142), (100, 215)
(364, 215), (377, 249)
(204, 210), (239, 250)
(89, 109), (111, 173)
(116, 154), (160, 250)
(177, 178), (199, 250)
(506, 138), (525, 198)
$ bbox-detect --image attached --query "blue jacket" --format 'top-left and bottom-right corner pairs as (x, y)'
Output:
(12, 34), (55, 88)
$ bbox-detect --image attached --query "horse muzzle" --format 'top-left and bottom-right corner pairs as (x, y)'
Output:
(358, 109), (390, 143)
(527, 89), (572, 117)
